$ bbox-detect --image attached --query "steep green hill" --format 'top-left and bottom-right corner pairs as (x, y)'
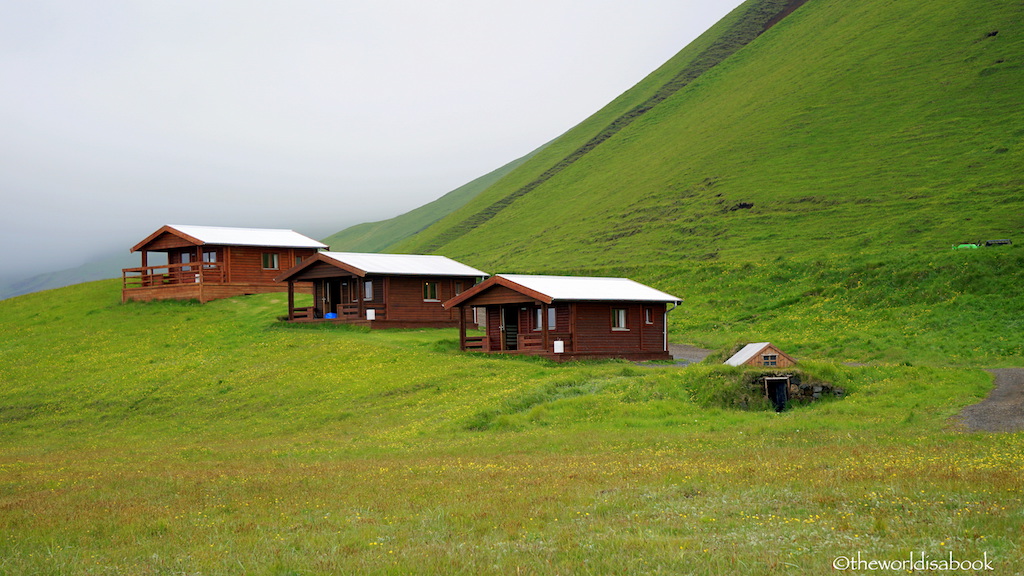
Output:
(393, 0), (1022, 269)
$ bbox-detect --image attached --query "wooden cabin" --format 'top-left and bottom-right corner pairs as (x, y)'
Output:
(724, 342), (797, 368)
(122, 224), (327, 303)
(275, 251), (488, 328)
(443, 274), (682, 361)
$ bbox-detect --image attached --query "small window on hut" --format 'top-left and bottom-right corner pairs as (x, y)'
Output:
(644, 307), (654, 324)
(423, 282), (439, 301)
(364, 280), (374, 301)
(203, 250), (217, 269)
(611, 308), (628, 331)
(763, 354), (778, 367)
(261, 253), (279, 270)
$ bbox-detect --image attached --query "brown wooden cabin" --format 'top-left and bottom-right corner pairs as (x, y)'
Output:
(443, 274), (683, 361)
(275, 251), (488, 328)
(723, 342), (797, 368)
(122, 224), (327, 303)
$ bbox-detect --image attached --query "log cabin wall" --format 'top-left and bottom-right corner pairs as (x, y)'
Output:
(572, 302), (668, 354)
(225, 246), (317, 284)
(386, 276), (462, 322)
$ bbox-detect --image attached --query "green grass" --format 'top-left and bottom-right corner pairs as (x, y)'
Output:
(0, 282), (1021, 575)
(4, 0), (1024, 572)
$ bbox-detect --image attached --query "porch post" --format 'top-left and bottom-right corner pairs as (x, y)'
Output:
(458, 305), (467, 351)
(541, 303), (550, 353)
(287, 281), (295, 321)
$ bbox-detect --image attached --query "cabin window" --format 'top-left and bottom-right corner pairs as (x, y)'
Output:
(423, 282), (439, 301)
(261, 253), (279, 270)
(644, 307), (654, 324)
(180, 252), (193, 271)
(203, 250), (217, 269)
(763, 354), (778, 367)
(364, 280), (374, 301)
(454, 281), (464, 295)
(533, 307), (556, 331)
(611, 308), (629, 331)
(295, 255), (304, 267)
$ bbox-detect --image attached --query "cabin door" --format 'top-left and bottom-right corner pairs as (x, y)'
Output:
(324, 280), (341, 316)
(501, 306), (519, 350)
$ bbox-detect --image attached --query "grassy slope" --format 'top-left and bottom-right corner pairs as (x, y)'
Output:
(320, 150), (541, 252)
(3, 0), (1024, 573)
(390, 0), (1024, 366)
(0, 282), (1020, 574)
(399, 0), (1023, 267)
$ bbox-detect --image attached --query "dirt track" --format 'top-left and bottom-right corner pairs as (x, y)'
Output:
(956, 368), (1024, 432)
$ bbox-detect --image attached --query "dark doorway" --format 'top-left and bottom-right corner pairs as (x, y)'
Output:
(325, 280), (341, 317)
(502, 306), (520, 350)
(765, 377), (790, 412)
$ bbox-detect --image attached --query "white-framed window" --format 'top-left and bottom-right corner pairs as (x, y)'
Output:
(423, 281), (439, 301)
(261, 252), (279, 270)
(644, 307), (654, 324)
(364, 280), (374, 301)
(533, 307), (556, 331)
(611, 307), (628, 331)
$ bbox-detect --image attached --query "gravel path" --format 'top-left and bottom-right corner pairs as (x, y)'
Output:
(956, 368), (1024, 432)
(668, 344), (713, 363)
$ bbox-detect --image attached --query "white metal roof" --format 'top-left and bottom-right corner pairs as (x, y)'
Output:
(498, 274), (682, 303)
(724, 342), (772, 366)
(321, 251), (488, 277)
(167, 224), (327, 249)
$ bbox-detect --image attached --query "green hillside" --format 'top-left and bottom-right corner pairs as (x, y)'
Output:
(379, 0), (1024, 365)
(396, 0), (1023, 267)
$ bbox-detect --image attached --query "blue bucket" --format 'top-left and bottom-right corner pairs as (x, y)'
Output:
(324, 312), (338, 319)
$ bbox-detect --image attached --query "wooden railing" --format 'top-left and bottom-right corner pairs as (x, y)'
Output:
(123, 261), (225, 290)
(519, 333), (572, 352)
(335, 303), (386, 320)
(464, 336), (486, 351)
(291, 307), (315, 320)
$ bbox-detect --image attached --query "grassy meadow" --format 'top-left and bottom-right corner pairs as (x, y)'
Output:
(3, 0), (1024, 572)
(1, 277), (1021, 575)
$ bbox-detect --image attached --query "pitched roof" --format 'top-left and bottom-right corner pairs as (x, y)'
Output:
(277, 251), (488, 281)
(133, 224), (327, 251)
(445, 274), (682, 307)
(724, 342), (774, 366)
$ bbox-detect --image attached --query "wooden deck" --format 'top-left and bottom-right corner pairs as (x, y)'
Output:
(122, 261), (297, 303)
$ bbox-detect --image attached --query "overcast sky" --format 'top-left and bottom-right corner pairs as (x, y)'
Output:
(0, 0), (744, 282)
